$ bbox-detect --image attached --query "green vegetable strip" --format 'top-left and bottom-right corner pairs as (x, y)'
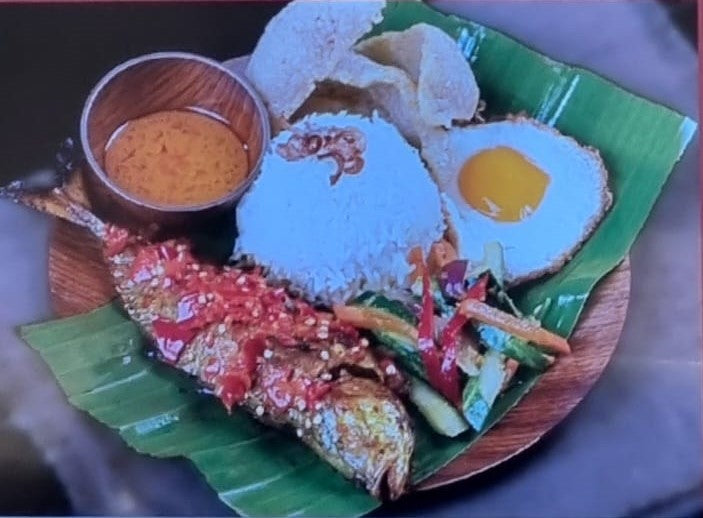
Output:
(476, 324), (553, 371)
(462, 350), (506, 431)
(351, 292), (418, 324)
(409, 376), (469, 437)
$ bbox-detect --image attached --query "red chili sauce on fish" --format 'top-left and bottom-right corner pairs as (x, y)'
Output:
(105, 229), (362, 411)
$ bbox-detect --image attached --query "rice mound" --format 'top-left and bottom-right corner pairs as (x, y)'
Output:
(234, 112), (445, 304)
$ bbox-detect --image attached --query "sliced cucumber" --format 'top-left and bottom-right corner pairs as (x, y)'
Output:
(476, 324), (553, 371)
(351, 291), (417, 325)
(462, 349), (505, 431)
(409, 376), (469, 437)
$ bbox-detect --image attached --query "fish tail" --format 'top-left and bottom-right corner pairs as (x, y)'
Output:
(1, 182), (106, 238)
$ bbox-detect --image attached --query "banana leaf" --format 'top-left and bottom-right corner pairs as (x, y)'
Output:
(19, 1), (696, 517)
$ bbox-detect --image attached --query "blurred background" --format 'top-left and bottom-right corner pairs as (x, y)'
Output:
(0, 1), (698, 516)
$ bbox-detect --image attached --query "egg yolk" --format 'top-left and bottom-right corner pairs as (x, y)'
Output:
(458, 146), (550, 222)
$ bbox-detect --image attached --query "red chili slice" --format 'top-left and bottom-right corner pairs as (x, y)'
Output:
(417, 257), (461, 406)
(466, 273), (489, 302)
(305, 381), (331, 409)
(104, 226), (130, 257)
(152, 318), (199, 363)
(218, 336), (268, 411)
(128, 247), (161, 283)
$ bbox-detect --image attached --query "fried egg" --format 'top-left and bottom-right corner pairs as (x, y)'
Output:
(422, 117), (612, 284)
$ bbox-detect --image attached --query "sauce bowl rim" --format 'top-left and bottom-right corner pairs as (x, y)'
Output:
(80, 51), (271, 213)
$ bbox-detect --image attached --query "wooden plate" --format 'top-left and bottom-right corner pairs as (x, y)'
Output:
(48, 218), (630, 491)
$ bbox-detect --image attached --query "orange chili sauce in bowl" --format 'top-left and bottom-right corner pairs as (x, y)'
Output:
(104, 110), (249, 207)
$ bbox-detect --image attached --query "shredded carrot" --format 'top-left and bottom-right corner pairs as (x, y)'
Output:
(407, 239), (459, 285)
(427, 239), (458, 276)
(458, 298), (571, 354)
(333, 305), (419, 341)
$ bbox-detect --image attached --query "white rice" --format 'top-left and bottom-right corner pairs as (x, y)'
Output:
(234, 112), (445, 304)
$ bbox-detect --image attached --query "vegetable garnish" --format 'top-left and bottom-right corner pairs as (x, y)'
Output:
(332, 304), (418, 341)
(459, 298), (571, 354)
(462, 349), (506, 430)
(337, 241), (572, 434)
(418, 256), (462, 406)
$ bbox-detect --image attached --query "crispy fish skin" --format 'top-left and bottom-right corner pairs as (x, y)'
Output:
(9, 188), (413, 499)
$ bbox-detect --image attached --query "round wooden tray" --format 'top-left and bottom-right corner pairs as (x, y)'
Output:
(48, 219), (630, 491)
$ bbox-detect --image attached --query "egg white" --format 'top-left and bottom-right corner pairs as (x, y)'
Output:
(422, 117), (612, 284)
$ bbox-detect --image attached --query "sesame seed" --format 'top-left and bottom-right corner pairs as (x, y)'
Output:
(217, 324), (226, 334)
(315, 402), (322, 410)
(304, 317), (316, 326)
(236, 276), (246, 285)
(198, 295), (207, 304)
(385, 364), (398, 376)
(351, 346), (360, 353)
(150, 278), (159, 287)
(317, 330), (329, 340)
(207, 293), (214, 301)
(297, 399), (307, 411)
(252, 309), (261, 318)
(163, 278), (172, 288)
(304, 418), (312, 429)
(241, 287), (250, 293)
(255, 405), (264, 416)
(193, 264), (200, 271)
(296, 428), (303, 438)
(312, 414), (322, 425)
(320, 350), (330, 361)
(263, 349), (273, 359)
(360, 338), (369, 347)
(199, 271), (207, 278)
(321, 373), (332, 381)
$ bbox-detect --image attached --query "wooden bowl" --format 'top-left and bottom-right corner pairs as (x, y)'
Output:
(79, 52), (270, 228)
